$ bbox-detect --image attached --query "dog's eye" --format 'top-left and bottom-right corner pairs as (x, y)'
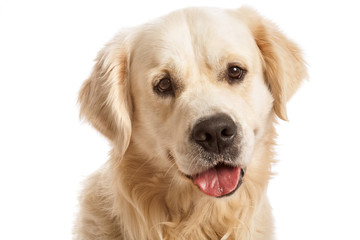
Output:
(227, 66), (246, 83)
(154, 78), (174, 96)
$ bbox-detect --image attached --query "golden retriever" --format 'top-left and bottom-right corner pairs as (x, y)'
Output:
(75, 6), (306, 240)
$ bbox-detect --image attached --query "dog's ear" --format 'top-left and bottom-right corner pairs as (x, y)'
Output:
(78, 32), (132, 156)
(238, 7), (307, 121)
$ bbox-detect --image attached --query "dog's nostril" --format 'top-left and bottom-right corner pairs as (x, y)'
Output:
(221, 128), (235, 138)
(205, 133), (212, 141)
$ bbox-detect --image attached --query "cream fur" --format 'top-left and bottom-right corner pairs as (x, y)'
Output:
(75, 6), (306, 240)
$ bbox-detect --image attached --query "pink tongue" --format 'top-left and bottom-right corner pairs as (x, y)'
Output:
(193, 166), (241, 197)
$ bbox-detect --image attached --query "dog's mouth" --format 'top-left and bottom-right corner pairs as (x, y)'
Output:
(185, 163), (245, 198)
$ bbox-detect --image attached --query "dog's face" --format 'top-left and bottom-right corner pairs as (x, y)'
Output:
(79, 7), (306, 198)
(130, 9), (273, 197)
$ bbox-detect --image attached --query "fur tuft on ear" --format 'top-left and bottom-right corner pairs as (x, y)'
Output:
(78, 32), (133, 156)
(238, 7), (307, 121)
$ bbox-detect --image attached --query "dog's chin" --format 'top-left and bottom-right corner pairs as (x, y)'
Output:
(183, 163), (246, 198)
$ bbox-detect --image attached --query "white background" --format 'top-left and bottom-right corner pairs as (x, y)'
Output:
(1, 0), (359, 239)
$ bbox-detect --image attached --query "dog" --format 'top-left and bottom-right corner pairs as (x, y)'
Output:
(74, 6), (306, 240)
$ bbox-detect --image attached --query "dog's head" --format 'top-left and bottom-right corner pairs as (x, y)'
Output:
(79, 7), (306, 198)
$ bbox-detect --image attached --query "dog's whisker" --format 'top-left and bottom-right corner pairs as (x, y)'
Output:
(164, 162), (176, 178)
(128, 157), (154, 182)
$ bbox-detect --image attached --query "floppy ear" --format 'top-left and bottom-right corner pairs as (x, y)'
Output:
(238, 7), (307, 121)
(78, 32), (132, 156)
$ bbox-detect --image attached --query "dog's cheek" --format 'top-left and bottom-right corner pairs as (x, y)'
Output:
(239, 125), (256, 166)
(248, 76), (273, 125)
(160, 104), (194, 171)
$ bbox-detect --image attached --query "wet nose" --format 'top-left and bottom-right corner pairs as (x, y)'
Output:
(192, 114), (237, 154)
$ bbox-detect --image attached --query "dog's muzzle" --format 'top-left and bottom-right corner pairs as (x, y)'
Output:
(186, 113), (245, 197)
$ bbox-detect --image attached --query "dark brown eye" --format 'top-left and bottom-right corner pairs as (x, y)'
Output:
(154, 78), (174, 96)
(227, 66), (246, 82)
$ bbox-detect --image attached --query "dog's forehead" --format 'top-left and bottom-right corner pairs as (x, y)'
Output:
(133, 8), (258, 70)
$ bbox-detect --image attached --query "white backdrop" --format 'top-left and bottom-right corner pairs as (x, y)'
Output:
(1, 0), (359, 239)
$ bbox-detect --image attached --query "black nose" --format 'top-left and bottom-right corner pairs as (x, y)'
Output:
(192, 114), (237, 154)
